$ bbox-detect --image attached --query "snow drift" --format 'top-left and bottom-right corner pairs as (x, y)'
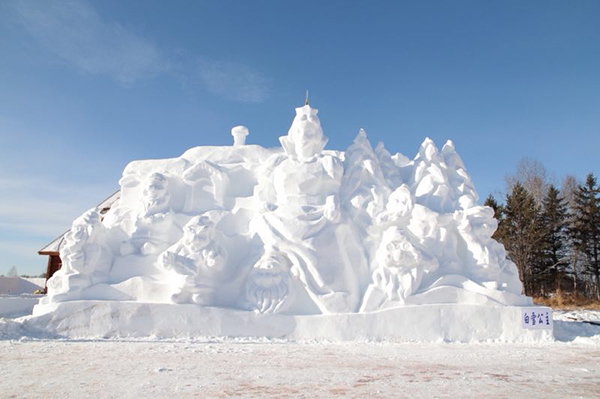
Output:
(30, 102), (551, 341)
(0, 277), (42, 295)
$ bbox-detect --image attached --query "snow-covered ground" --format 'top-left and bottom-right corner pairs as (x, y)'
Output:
(1, 310), (599, 398)
(1, 338), (599, 398)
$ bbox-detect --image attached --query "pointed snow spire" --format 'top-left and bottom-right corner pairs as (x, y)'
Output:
(341, 128), (390, 228)
(375, 142), (402, 188)
(355, 127), (368, 143)
(441, 140), (466, 170)
(417, 137), (441, 163)
(440, 140), (478, 208)
(346, 128), (375, 161)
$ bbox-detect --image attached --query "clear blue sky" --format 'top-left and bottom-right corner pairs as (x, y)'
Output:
(1, 0), (599, 275)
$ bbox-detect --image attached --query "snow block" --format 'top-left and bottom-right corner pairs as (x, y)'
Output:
(0, 296), (41, 317)
(28, 301), (553, 342)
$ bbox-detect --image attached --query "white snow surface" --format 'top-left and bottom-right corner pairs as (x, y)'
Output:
(1, 333), (599, 398)
(0, 311), (598, 397)
(36, 103), (542, 340)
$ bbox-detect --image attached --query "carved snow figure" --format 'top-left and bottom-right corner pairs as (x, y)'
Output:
(160, 214), (229, 305)
(376, 184), (414, 225)
(364, 227), (432, 307)
(142, 172), (171, 215)
(455, 205), (522, 293)
(361, 186), (439, 311)
(46, 209), (112, 300)
(244, 249), (291, 313)
(120, 173), (183, 256)
(252, 103), (367, 314)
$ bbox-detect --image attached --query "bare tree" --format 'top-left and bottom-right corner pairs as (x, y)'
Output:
(561, 174), (580, 293)
(6, 266), (19, 277)
(505, 158), (549, 207)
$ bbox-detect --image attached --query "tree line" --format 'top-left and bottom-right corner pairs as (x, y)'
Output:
(485, 160), (600, 300)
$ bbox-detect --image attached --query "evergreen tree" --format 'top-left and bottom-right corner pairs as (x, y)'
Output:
(502, 182), (542, 296)
(570, 173), (600, 298)
(538, 185), (568, 294)
(484, 194), (505, 242)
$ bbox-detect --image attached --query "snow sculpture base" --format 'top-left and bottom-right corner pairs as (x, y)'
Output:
(29, 301), (553, 342)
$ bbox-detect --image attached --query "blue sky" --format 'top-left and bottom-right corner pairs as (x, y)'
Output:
(1, 0), (599, 275)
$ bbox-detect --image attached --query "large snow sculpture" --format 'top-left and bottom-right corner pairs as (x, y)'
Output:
(251, 104), (367, 314)
(34, 100), (549, 342)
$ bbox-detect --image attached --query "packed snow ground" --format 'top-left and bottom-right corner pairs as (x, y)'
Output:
(1, 339), (599, 399)
(1, 311), (599, 399)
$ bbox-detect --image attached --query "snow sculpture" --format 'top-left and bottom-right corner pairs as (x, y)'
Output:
(160, 214), (229, 305)
(368, 227), (431, 304)
(231, 125), (249, 147)
(46, 209), (112, 300)
(455, 205), (522, 293)
(244, 248), (291, 313)
(251, 104), (367, 314)
(120, 172), (183, 256)
(37, 99), (541, 342)
(341, 129), (390, 232)
(182, 161), (228, 213)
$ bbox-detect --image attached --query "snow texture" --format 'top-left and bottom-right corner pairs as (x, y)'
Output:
(1, 335), (599, 399)
(34, 103), (542, 340)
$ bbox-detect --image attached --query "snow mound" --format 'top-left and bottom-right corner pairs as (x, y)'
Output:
(553, 310), (600, 344)
(0, 277), (42, 295)
(34, 102), (545, 340)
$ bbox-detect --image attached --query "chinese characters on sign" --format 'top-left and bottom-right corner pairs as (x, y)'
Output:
(522, 308), (552, 330)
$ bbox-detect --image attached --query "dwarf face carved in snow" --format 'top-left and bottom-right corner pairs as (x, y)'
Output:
(48, 209), (112, 297)
(60, 210), (107, 274)
(365, 226), (437, 307)
(142, 173), (170, 215)
(376, 227), (422, 270)
(245, 249), (291, 314)
(162, 216), (228, 278)
(160, 215), (229, 305)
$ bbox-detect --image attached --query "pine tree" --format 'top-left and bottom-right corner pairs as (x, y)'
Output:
(502, 182), (543, 296)
(538, 185), (568, 294)
(570, 173), (600, 299)
(484, 194), (505, 242)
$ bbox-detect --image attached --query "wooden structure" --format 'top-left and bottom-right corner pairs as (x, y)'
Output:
(38, 191), (121, 293)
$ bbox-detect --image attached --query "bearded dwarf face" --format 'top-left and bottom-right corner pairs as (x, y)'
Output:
(377, 227), (422, 270)
(371, 226), (428, 302)
(245, 249), (291, 314)
(142, 173), (170, 215)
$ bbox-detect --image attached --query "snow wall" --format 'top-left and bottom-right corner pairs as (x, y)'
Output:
(30, 103), (552, 342)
